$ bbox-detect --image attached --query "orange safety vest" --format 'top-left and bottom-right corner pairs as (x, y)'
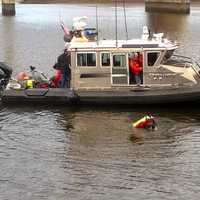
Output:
(129, 58), (142, 75)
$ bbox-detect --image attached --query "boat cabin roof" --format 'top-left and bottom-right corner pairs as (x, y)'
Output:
(67, 39), (178, 51)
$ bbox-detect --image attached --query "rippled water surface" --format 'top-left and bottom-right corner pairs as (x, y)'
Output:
(1, 3), (200, 200)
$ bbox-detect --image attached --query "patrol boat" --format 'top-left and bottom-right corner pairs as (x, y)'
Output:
(2, 24), (200, 105)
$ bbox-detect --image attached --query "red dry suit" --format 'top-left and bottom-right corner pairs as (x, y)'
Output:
(52, 69), (61, 87)
(129, 58), (142, 75)
(132, 115), (156, 129)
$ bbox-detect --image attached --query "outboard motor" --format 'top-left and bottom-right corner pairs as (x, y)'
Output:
(0, 62), (12, 90)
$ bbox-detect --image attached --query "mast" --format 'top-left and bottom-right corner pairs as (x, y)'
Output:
(115, 0), (118, 47)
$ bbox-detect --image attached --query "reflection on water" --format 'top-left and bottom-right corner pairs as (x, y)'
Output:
(146, 12), (188, 41)
(1, 105), (200, 199)
(1, 3), (200, 199)
(1, 17), (16, 63)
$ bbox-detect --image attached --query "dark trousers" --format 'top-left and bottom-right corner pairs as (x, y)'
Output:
(60, 73), (67, 88)
(60, 72), (70, 88)
(134, 74), (142, 85)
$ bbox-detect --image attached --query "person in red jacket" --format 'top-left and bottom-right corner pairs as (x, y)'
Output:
(129, 53), (142, 85)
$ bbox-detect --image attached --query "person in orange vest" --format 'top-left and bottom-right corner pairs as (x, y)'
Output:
(129, 53), (142, 85)
(132, 115), (157, 130)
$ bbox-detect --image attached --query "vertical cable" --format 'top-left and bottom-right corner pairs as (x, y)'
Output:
(123, 0), (128, 40)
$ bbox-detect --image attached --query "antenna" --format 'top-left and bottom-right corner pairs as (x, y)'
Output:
(96, 3), (99, 44)
(123, 0), (128, 40)
(115, 0), (118, 47)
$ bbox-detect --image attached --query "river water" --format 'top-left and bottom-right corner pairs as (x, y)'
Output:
(1, 3), (200, 200)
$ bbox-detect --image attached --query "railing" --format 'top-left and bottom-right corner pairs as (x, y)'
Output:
(164, 54), (200, 76)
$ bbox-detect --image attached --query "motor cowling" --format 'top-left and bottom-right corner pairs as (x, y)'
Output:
(0, 62), (13, 90)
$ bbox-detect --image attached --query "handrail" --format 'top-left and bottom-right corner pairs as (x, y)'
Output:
(164, 54), (200, 77)
(172, 54), (200, 68)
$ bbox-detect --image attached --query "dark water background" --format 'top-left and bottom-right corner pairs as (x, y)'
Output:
(1, 3), (200, 199)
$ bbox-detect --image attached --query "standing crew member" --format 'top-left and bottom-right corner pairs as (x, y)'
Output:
(57, 49), (71, 88)
(129, 53), (142, 85)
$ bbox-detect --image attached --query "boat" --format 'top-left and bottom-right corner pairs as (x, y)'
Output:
(1, 17), (200, 105)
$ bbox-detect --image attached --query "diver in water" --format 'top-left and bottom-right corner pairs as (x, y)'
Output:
(143, 115), (158, 131)
(132, 114), (158, 131)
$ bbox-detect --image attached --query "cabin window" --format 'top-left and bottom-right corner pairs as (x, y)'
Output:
(113, 54), (126, 68)
(101, 53), (110, 67)
(147, 52), (160, 66)
(77, 53), (96, 67)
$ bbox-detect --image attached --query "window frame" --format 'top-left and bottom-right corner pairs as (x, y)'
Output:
(111, 53), (129, 86)
(112, 53), (127, 69)
(76, 52), (97, 68)
(146, 51), (161, 67)
(100, 52), (111, 68)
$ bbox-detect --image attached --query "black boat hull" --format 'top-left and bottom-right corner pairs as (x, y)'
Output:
(1, 88), (78, 105)
(2, 85), (200, 105)
(77, 86), (200, 105)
